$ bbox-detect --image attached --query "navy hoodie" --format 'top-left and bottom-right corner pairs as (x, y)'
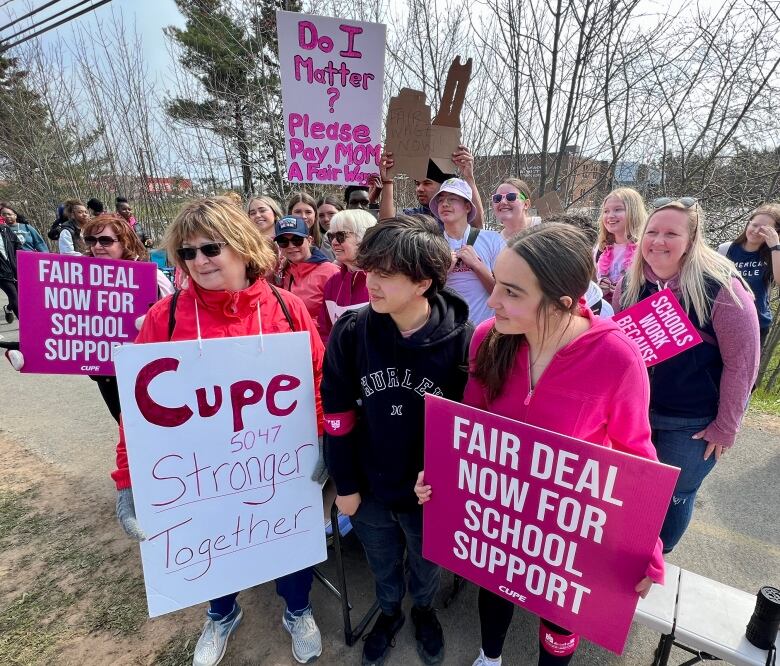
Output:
(322, 288), (473, 511)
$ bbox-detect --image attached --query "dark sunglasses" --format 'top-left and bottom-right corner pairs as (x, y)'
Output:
(652, 197), (697, 209)
(492, 192), (527, 204)
(276, 235), (306, 248)
(326, 231), (354, 244)
(176, 242), (227, 261)
(84, 235), (119, 247)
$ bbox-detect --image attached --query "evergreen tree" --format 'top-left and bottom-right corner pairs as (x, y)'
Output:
(166, 0), (299, 198)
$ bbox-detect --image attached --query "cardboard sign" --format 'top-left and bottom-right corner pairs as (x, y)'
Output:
(17, 252), (157, 375)
(114, 332), (327, 617)
(385, 57), (472, 179)
(423, 395), (678, 654)
(613, 289), (702, 366)
(384, 89), (431, 181)
(276, 11), (386, 185)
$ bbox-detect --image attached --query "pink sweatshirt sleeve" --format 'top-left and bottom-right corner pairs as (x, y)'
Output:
(702, 279), (760, 448)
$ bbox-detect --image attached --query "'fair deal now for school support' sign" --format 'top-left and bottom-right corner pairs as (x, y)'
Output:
(613, 289), (702, 367)
(422, 396), (679, 654)
(17, 252), (157, 375)
(114, 333), (326, 617)
(276, 11), (385, 185)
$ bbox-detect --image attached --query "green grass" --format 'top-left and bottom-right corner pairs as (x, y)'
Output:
(153, 630), (198, 666)
(0, 485), (149, 663)
(749, 387), (780, 416)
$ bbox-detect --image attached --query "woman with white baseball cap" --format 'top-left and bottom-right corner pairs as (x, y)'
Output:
(429, 178), (505, 325)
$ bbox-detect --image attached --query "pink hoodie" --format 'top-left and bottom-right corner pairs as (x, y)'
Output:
(464, 305), (665, 583)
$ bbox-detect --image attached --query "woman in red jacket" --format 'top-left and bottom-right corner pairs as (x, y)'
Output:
(112, 197), (326, 666)
(416, 224), (664, 666)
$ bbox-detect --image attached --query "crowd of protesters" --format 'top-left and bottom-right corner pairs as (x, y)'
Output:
(0, 144), (772, 666)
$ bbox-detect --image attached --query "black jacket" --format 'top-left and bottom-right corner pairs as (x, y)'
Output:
(322, 288), (473, 511)
(0, 224), (20, 279)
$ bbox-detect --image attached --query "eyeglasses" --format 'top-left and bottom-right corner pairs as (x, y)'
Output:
(275, 235), (306, 248)
(326, 231), (354, 244)
(84, 235), (119, 247)
(492, 192), (527, 204)
(652, 197), (697, 209)
(176, 242), (227, 261)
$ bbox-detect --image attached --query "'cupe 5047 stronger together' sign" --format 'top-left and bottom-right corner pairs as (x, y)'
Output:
(422, 396), (679, 654)
(114, 332), (327, 617)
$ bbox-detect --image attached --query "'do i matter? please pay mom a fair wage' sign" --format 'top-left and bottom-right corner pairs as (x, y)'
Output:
(114, 332), (327, 617)
(276, 11), (386, 185)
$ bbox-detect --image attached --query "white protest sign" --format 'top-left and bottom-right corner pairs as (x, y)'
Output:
(276, 11), (386, 185)
(114, 333), (326, 617)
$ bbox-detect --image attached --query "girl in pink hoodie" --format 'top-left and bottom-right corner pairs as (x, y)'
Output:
(416, 223), (664, 666)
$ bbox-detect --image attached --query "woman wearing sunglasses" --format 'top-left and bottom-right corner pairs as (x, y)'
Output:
(4, 214), (175, 422)
(111, 197), (327, 666)
(83, 214), (174, 298)
(274, 216), (339, 340)
(613, 198), (759, 553)
(287, 192), (335, 260)
(318, 209), (376, 343)
(717, 203), (780, 352)
(316, 194), (344, 259)
(595, 188), (645, 305)
(492, 178), (534, 241)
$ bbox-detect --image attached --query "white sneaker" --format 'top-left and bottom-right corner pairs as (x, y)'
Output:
(192, 604), (243, 666)
(472, 648), (502, 665)
(282, 607), (322, 663)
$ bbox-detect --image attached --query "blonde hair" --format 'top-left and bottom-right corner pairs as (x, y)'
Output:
(498, 177), (532, 202)
(597, 188), (646, 251)
(247, 196), (283, 222)
(165, 197), (277, 282)
(329, 209), (377, 242)
(620, 202), (747, 324)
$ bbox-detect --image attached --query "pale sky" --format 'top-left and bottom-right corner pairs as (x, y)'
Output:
(1, 0), (185, 88)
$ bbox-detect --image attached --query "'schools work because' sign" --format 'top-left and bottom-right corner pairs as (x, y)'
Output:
(613, 289), (702, 366)
(114, 333), (327, 617)
(276, 11), (386, 185)
(422, 396), (679, 654)
(17, 252), (157, 375)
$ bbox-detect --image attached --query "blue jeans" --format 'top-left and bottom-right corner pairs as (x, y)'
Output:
(209, 567), (314, 618)
(350, 494), (440, 615)
(651, 413), (717, 553)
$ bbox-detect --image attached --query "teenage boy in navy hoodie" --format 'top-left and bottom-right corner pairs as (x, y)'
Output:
(322, 216), (474, 666)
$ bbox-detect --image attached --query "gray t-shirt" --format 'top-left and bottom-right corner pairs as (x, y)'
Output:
(444, 226), (505, 325)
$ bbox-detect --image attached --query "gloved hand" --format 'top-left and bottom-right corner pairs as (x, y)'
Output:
(4, 349), (24, 371)
(116, 488), (146, 541)
(311, 435), (328, 486)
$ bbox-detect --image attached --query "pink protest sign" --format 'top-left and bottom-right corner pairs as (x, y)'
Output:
(17, 252), (157, 376)
(613, 289), (701, 366)
(276, 11), (386, 185)
(423, 395), (679, 654)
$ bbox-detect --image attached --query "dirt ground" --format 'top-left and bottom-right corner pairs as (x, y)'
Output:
(1, 393), (778, 666)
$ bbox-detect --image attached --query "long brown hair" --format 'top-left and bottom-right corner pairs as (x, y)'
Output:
(473, 224), (594, 401)
(83, 214), (148, 261)
(287, 192), (321, 246)
(733, 203), (780, 285)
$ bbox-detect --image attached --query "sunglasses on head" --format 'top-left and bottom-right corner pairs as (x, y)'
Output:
(176, 241), (227, 261)
(326, 230), (353, 244)
(276, 235), (306, 248)
(492, 192), (527, 204)
(84, 235), (119, 247)
(652, 197), (697, 209)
